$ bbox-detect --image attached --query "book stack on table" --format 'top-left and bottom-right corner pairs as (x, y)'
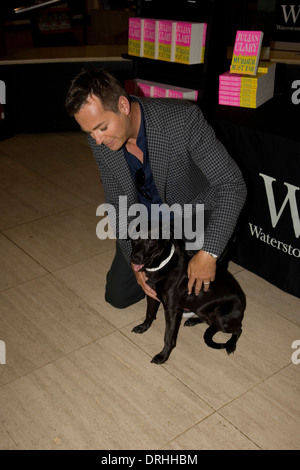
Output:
(219, 30), (276, 108)
(218, 61), (276, 108)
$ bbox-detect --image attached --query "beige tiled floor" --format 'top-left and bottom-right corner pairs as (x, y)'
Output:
(0, 132), (299, 450)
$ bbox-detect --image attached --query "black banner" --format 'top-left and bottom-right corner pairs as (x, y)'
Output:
(218, 122), (300, 298)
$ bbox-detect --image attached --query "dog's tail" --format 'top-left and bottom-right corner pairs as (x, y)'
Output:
(204, 325), (241, 355)
(203, 326), (227, 350)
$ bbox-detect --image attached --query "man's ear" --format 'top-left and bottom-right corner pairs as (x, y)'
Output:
(118, 95), (130, 115)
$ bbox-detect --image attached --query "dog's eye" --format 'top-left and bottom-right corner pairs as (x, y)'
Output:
(147, 239), (157, 246)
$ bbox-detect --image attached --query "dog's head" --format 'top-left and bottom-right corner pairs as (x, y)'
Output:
(130, 224), (174, 272)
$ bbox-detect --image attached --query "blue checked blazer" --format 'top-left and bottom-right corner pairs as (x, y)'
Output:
(89, 96), (247, 263)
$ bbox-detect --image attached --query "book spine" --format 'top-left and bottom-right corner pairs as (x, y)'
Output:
(143, 18), (156, 59)
(136, 81), (153, 97)
(219, 72), (242, 83)
(168, 89), (184, 99)
(201, 23), (207, 63)
(152, 86), (167, 98)
(128, 17), (143, 57)
(218, 97), (258, 108)
(219, 91), (257, 101)
(219, 76), (259, 88)
(219, 81), (258, 90)
(157, 20), (174, 62)
(219, 88), (257, 97)
(168, 87), (198, 100)
(257, 61), (275, 74)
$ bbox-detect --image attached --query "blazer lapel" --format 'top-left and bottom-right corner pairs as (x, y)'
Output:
(104, 148), (138, 203)
(146, 122), (171, 204)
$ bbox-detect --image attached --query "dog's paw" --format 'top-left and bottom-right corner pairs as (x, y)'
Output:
(151, 353), (167, 364)
(132, 323), (149, 334)
(226, 343), (237, 355)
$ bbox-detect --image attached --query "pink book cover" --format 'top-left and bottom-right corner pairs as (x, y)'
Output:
(175, 22), (206, 64)
(219, 93), (240, 102)
(219, 85), (257, 96)
(219, 71), (242, 83)
(218, 98), (240, 106)
(219, 93), (257, 104)
(221, 70), (256, 82)
(219, 84), (242, 92)
(143, 18), (156, 59)
(152, 86), (167, 98)
(168, 88), (198, 101)
(174, 22), (192, 64)
(137, 82), (152, 97)
(128, 18), (142, 56)
(230, 30), (264, 75)
(157, 20), (174, 61)
(219, 89), (241, 97)
(168, 89), (184, 99)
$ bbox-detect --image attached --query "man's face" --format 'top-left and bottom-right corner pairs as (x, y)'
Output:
(74, 94), (131, 151)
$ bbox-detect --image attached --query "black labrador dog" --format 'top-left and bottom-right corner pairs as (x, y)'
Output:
(131, 232), (246, 364)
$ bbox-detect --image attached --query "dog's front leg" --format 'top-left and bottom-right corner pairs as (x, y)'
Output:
(132, 296), (160, 334)
(151, 308), (182, 364)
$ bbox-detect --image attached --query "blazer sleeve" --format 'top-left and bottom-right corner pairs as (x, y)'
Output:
(183, 104), (247, 256)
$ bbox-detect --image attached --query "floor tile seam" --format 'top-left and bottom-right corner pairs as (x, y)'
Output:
(0, 427), (19, 450)
(243, 291), (300, 328)
(0, 333), (116, 390)
(44, 271), (119, 332)
(216, 361), (294, 417)
(0, 230), (52, 273)
(0, 272), (51, 295)
(0, 242), (113, 292)
(39, 170), (99, 203)
(214, 367), (297, 451)
(0, 201), (89, 233)
(118, 327), (217, 410)
(119, 321), (294, 413)
(157, 410), (217, 450)
(0, 142), (90, 167)
(1, 226), (113, 273)
(45, 246), (115, 273)
(213, 413), (263, 450)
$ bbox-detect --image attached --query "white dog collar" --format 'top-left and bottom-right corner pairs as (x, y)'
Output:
(145, 244), (175, 272)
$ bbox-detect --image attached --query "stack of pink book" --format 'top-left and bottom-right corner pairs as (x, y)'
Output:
(219, 62), (276, 108)
(125, 78), (198, 101)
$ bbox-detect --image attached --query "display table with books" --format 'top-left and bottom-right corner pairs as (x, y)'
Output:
(205, 63), (300, 299)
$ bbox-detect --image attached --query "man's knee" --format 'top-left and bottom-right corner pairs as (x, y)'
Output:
(105, 290), (129, 309)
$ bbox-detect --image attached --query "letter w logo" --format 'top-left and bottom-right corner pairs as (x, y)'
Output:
(259, 173), (300, 238)
(281, 4), (300, 23)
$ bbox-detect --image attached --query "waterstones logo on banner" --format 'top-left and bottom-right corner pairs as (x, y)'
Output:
(279, 4), (300, 25)
(248, 173), (300, 258)
(274, 3), (300, 41)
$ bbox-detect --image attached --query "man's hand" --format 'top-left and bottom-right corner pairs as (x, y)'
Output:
(187, 250), (217, 294)
(132, 266), (160, 301)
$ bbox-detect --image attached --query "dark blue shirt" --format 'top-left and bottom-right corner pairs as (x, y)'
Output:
(123, 98), (162, 213)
